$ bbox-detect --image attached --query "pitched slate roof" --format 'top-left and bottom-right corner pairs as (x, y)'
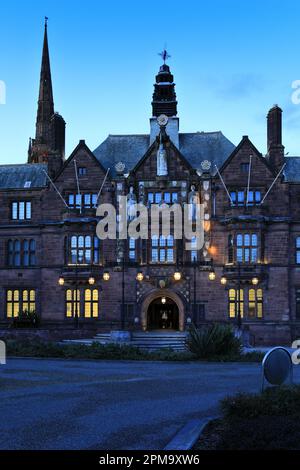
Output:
(284, 156), (300, 182)
(0, 163), (48, 189)
(93, 132), (235, 176)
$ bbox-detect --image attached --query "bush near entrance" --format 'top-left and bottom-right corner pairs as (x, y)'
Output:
(195, 386), (300, 450)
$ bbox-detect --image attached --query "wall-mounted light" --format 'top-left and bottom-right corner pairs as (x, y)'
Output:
(220, 276), (227, 285)
(88, 277), (95, 285)
(136, 271), (144, 282)
(161, 297), (166, 304)
(103, 271), (110, 281)
(58, 277), (65, 286)
(173, 271), (182, 281)
(252, 277), (259, 286)
(208, 270), (216, 281)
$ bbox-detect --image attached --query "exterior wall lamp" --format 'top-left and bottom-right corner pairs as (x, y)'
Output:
(220, 276), (227, 285)
(173, 271), (182, 281)
(88, 276), (95, 285)
(136, 271), (144, 282)
(252, 276), (259, 286)
(58, 277), (65, 286)
(103, 271), (110, 281)
(161, 297), (166, 304)
(208, 269), (216, 281)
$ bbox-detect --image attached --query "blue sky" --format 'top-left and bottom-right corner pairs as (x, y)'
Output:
(1, 0), (300, 164)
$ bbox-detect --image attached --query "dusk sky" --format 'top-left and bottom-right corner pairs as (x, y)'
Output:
(1, 0), (300, 164)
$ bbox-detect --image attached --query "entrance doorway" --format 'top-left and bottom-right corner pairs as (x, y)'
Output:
(147, 297), (179, 330)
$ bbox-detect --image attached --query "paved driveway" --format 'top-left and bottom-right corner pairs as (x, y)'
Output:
(0, 358), (299, 450)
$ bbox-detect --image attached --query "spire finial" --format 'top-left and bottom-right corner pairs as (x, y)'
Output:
(158, 48), (171, 64)
(45, 16), (48, 27)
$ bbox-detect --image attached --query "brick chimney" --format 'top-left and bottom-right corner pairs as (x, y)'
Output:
(267, 105), (284, 169)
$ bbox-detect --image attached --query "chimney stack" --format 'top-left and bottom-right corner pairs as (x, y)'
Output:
(267, 105), (284, 169)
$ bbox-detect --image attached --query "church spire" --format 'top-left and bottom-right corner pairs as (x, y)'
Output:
(36, 17), (54, 142)
(28, 18), (65, 177)
(152, 49), (177, 117)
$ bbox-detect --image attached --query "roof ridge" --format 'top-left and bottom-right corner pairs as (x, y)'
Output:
(0, 163), (47, 168)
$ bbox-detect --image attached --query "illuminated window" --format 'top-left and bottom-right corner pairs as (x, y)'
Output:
(65, 289), (80, 317)
(228, 289), (244, 318)
(65, 289), (99, 318)
(236, 233), (258, 263)
(249, 289), (263, 318)
(6, 289), (36, 318)
(84, 289), (99, 318)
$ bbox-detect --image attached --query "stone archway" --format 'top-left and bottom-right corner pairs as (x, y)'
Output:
(140, 289), (185, 331)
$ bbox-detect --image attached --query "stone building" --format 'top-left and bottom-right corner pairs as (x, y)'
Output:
(1, 22), (300, 345)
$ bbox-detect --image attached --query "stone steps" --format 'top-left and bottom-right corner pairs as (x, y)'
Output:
(63, 331), (188, 352)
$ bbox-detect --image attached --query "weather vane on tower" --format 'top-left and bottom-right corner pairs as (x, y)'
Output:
(158, 48), (171, 64)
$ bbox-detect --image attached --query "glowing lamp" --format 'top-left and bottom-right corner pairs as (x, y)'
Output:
(173, 271), (182, 281)
(136, 271), (144, 282)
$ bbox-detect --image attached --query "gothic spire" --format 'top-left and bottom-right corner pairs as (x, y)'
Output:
(36, 17), (54, 141)
(28, 18), (65, 177)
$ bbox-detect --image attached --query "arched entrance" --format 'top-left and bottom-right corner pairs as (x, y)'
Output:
(140, 289), (185, 331)
(147, 297), (179, 330)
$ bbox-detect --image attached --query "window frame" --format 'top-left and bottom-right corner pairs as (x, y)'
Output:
(7, 239), (36, 267)
(65, 288), (99, 318)
(236, 233), (258, 264)
(6, 289), (36, 318)
(67, 235), (100, 265)
(151, 235), (175, 264)
(11, 201), (32, 220)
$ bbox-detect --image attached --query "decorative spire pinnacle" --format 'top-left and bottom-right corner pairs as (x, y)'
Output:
(36, 17), (54, 140)
(28, 19), (66, 175)
(158, 48), (171, 65)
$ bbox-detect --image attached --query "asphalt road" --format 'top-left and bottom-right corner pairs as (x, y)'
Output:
(0, 358), (299, 450)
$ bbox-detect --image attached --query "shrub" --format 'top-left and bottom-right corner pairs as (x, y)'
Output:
(187, 323), (242, 359)
(221, 385), (300, 419)
(5, 339), (195, 361)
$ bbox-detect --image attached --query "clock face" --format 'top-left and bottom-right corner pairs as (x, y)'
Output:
(157, 114), (168, 127)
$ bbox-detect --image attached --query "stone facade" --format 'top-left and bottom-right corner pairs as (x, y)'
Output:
(0, 28), (300, 345)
